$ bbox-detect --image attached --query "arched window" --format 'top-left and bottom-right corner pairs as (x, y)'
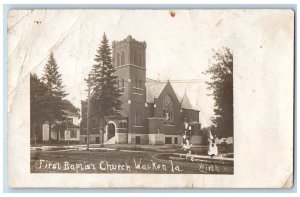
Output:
(135, 112), (141, 126)
(134, 52), (138, 65)
(141, 55), (144, 67)
(163, 95), (174, 123)
(121, 51), (125, 65)
(117, 53), (120, 66)
(138, 54), (141, 66)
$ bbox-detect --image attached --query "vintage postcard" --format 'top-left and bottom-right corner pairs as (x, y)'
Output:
(7, 9), (294, 188)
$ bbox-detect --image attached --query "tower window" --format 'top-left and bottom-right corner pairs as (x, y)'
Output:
(135, 112), (141, 126)
(134, 52), (138, 65)
(119, 78), (125, 93)
(117, 53), (120, 66)
(141, 55), (144, 67)
(121, 51), (125, 65)
(138, 54), (141, 66)
(138, 80), (142, 88)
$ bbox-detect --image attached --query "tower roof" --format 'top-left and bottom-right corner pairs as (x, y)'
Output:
(180, 90), (194, 110)
(112, 35), (146, 48)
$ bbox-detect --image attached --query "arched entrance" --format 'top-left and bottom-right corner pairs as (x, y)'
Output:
(107, 123), (116, 140)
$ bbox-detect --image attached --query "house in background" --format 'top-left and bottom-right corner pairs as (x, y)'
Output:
(80, 35), (202, 145)
(42, 110), (81, 142)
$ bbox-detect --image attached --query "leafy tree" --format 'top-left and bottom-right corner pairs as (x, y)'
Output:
(62, 99), (80, 114)
(204, 47), (233, 137)
(88, 33), (122, 120)
(41, 52), (68, 142)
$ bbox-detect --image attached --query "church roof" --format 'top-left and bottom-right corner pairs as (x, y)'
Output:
(145, 79), (167, 103)
(145, 78), (199, 111)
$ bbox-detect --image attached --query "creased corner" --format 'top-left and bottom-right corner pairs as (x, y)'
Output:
(282, 173), (293, 188)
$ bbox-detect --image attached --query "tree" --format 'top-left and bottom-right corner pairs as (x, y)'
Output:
(30, 73), (48, 143)
(204, 47), (233, 137)
(88, 33), (122, 120)
(41, 52), (68, 142)
(61, 99), (80, 114)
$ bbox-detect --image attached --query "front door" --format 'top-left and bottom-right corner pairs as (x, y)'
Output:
(107, 123), (115, 140)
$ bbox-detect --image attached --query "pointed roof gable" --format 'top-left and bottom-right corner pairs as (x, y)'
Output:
(181, 90), (194, 110)
(145, 78), (199, 111)
(145, 79), (167, 103)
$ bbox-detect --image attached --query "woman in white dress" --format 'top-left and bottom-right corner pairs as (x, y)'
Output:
(208, 131), (218, 158)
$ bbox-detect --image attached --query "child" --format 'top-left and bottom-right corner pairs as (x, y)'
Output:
(182, 124), (194, 162)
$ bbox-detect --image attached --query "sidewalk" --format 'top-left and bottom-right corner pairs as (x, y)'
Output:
(31, 143), (209, 151)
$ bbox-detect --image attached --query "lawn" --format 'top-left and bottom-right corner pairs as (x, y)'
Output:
(31, 149), (233, 174)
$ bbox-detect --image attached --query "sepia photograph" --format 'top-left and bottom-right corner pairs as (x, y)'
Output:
(7, 8), (293, 188)
(26, 10), (233, 174)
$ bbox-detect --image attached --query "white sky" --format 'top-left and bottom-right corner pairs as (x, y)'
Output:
(8, 10), (236, 127)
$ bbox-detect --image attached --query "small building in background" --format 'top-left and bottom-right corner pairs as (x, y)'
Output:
(42, 110), (80, 142)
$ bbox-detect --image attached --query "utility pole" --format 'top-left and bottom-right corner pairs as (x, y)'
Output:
(100, 119), (104, 147)
(86, 74), (91, 151)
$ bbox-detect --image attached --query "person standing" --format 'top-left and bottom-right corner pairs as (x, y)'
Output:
(208, 130), (218, 158)
(182, 120), (194, 161)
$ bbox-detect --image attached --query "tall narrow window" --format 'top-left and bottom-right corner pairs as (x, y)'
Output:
(138, 80), (142, 88)
(134, 52), (138, 65)
(138, 54), (141, 66)
(121, 51), (125, 65)
(117, 53), (120, 66)
(163, 95), (174, 123)
(135, 112), (141, 126)
(135, 112), (138, 126)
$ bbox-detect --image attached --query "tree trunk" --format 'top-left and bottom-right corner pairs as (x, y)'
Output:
(100, 118), (104, 147)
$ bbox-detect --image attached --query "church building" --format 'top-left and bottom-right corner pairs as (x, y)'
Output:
(80, 35), (202, 145)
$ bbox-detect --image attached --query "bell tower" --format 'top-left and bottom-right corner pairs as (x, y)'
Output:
(112, 35), (147, 144)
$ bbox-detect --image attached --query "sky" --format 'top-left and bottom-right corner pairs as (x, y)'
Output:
(8, 9), (235, 127)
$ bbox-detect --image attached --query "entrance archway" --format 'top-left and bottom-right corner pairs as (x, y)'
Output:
(107, 123), (116, 140)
